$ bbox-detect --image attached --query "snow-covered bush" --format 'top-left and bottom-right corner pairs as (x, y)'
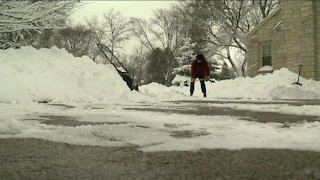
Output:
(175, 37), (196, 66)
(171, 65), (191, 86)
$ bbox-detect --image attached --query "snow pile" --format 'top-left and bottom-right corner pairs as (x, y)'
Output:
(0, 46), (133, 103)
(1, 46), (320, 103)
(194, 68), (320, 99)
(139, 82), (186, 100)
(171, 75), (189, 86)
(0, 118), (25, 135)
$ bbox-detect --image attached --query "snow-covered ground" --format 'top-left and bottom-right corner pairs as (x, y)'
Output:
(1, 102), (320, 152)
(1, 46), (320, 152)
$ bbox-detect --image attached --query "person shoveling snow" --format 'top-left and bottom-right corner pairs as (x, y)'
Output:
(190, 54), (210, 97)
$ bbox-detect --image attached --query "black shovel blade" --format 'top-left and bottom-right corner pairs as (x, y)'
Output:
(292, 82), (302, 86)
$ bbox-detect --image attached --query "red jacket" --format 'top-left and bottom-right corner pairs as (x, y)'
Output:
(191, 59), (210, 78)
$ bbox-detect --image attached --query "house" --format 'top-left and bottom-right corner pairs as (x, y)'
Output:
(246, 0), (320, 80)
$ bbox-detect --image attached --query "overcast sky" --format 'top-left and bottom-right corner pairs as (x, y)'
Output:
(71, 1), (176, 54)
(72, 1), (175, 24)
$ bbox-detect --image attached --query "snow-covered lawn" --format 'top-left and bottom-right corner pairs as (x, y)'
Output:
(0, 46), (320, 152)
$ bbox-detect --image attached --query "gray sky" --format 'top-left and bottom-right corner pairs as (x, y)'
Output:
(72, 1), (175, 24)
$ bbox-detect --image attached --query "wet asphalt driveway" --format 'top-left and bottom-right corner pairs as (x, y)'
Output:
(1, 100), (320, 180)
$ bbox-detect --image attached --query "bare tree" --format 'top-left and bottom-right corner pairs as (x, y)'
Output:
(150, 9), (185, 54)
(123, 44), (147, 83)
(50, 25), (96, 57)
(172, 1), (210, 54)
(197, 0), (278, 76)
(205, 0), (248, 77)
(129, 17), (156, 52)
(253, 0), (279, 18)
(0, 0), (77, 49)
(151, 9), (185, 85)
(87, 9), (131, 57)
(130, 8), (185, 85)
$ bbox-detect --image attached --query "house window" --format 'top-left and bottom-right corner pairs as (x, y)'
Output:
(262, 44), (272, 66)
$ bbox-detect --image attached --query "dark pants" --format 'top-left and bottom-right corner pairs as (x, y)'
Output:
(190, 80), (206, 95)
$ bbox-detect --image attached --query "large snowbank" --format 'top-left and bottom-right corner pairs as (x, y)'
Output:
(1, 46), (320, 104)
(0, 46), (138, 103)
(203, 68), (320, 99)
(169, 66), (320, 100)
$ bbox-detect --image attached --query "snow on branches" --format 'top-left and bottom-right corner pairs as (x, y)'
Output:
(176, 37), (195, 66)
(0, 0), (77, 49)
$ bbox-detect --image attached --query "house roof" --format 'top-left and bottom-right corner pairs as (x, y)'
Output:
(247, 7), (281, 37)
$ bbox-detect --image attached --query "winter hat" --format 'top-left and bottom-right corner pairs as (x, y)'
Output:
(196, 54), (205, 61)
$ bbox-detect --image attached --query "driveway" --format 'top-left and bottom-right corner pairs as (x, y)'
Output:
(1, 100), (320, 179)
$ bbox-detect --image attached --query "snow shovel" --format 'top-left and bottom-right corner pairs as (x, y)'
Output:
(292, 64), (303, 86)
(97, 43), (139, 91)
